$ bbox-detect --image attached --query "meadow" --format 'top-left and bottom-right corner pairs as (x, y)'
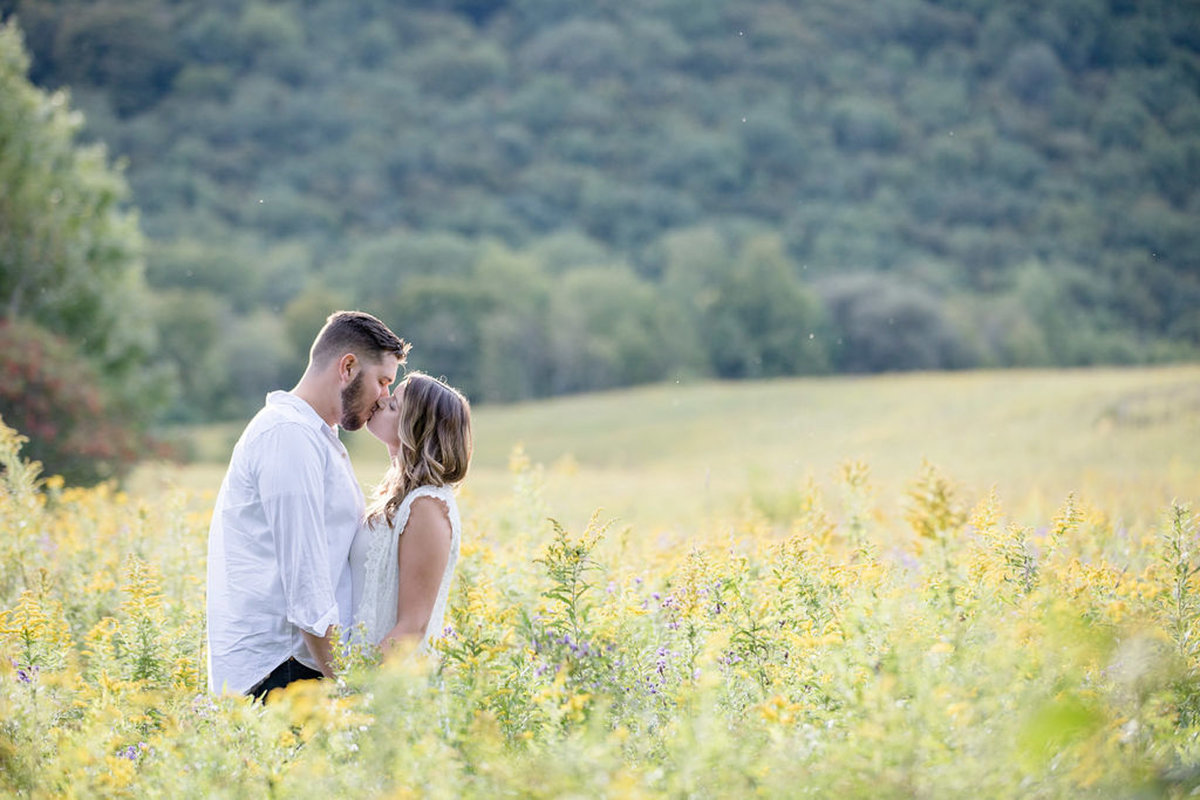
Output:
(3, 365), (1200, 797)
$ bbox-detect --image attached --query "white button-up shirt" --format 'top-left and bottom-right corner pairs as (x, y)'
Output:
(206, 391), (364, 695)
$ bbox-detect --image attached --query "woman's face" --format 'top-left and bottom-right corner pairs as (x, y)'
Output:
(366, 380), (405, 450)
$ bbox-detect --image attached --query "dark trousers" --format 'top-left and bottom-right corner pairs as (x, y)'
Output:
(248, 658), (323, 702)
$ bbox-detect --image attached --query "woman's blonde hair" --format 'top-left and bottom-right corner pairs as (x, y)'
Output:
(366, 372), (472, 527)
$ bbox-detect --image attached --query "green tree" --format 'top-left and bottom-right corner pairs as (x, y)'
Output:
(820, 271), (972, 373)
(6, 0), (181, 116)
(388, 276), (494, 399)
(0, 19), (164, 476)
(151, 289), (233, 423)
(5, 0), (1199, 415)
(547, 265), (698, 395)
(219, 310), (299, 418)
(473, 246), (553, 402)
(705, 235), (829, 379)
(282, 282), (354, 380)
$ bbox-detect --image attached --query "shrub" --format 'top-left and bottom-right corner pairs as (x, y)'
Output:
(0, 319), (146, 484)
(818, 273), (969, 372)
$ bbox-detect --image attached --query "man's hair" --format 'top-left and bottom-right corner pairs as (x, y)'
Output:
(310, 310), (410, 366)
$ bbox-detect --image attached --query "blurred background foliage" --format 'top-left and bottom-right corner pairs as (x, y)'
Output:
(0, 0), (1198, 478)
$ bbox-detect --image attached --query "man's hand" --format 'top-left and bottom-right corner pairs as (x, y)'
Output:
(301, 629), (336, 678)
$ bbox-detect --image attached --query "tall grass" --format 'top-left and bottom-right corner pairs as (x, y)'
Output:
(8, 364), (1190, 796)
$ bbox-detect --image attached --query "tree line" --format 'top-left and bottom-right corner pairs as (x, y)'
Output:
(1, 0), (1198, 479)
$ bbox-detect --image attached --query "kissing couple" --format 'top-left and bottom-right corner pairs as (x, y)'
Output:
(205, 310), (472, 700)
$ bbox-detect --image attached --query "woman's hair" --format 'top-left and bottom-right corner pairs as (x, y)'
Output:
(366, 372), (472, 527)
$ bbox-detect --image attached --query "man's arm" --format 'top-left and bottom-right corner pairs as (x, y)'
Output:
(257, 425), (340, 670)
(302, 630), (335, 678)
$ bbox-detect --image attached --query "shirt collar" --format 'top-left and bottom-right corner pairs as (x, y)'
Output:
(265, 390), (339, 437)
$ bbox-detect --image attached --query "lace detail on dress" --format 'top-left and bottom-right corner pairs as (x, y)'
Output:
(354, 484), (461, 652)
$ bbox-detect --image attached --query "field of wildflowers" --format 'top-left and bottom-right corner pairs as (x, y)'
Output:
(3, 367), (1200, 797)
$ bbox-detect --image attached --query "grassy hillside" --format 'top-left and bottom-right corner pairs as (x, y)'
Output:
(138, 364), (1200, 535)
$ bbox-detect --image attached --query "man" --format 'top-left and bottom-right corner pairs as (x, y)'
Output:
(206, 310), (409, 699)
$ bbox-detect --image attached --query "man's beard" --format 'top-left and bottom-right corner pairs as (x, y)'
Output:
(339, 371), (372, 430)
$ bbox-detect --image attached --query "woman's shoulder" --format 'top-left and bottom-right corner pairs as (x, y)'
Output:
(364, 486), (454, 534)
(402, 486), (459, 537)
(404, 484), (455, 506)
(401, 485), (457, 521)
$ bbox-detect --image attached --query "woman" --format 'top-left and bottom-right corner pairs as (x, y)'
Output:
(350, 372), (472, 655)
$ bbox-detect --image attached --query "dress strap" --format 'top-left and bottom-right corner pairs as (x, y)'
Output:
(394, 485), (454, 535)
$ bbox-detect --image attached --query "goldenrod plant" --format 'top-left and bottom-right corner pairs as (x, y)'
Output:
(2, 414), (1200, 796)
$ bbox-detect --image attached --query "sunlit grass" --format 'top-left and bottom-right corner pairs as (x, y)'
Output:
(138, 364), (1200, 533)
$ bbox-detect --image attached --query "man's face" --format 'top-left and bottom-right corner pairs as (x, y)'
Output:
(365, 380), (406, 449)
(339, 354), (401, 431)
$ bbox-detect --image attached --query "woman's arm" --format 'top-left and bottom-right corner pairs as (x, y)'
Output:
(381, 495), (452, 652)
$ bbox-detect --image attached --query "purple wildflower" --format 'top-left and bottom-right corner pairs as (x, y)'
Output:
(118, 742), (149, 761)
(191, 694), (217, 719)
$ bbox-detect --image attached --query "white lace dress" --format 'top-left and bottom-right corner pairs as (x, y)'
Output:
(349, 484), (461, 651)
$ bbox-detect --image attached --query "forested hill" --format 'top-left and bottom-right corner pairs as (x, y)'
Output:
(5, 0), (1200, 420)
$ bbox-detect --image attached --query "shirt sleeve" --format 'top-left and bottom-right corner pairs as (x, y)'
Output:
(256, 424), (339, 637)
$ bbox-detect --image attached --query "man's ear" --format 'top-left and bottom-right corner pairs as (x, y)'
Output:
(338, 353), (357, 383)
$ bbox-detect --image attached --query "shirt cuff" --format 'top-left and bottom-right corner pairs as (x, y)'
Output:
(292, 603), (339, 638)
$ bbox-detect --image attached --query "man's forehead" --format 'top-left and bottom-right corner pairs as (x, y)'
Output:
(379, 353), (402, 379)
(355, 352), (401, 380)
